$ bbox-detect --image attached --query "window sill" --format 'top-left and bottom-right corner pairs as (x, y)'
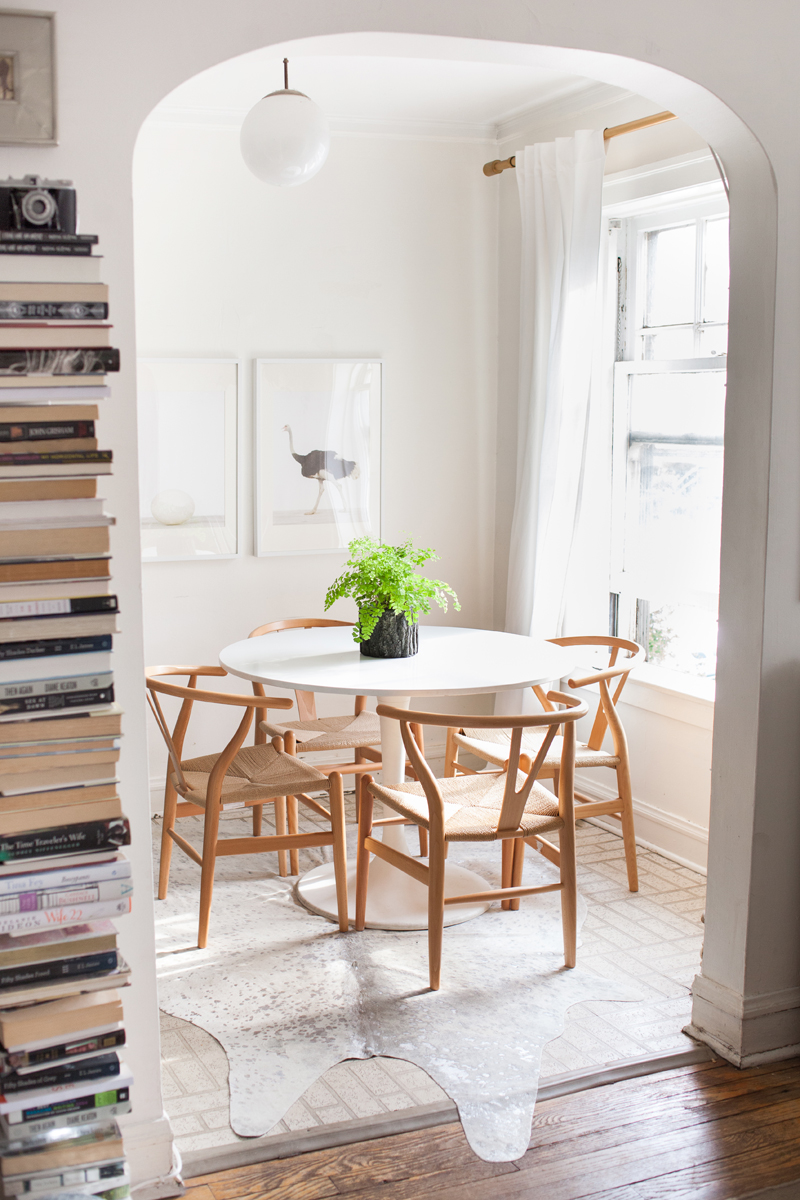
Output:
(573, 661), (714, 730)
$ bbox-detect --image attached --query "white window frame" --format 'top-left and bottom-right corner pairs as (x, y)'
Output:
(605, 182), (728, 701)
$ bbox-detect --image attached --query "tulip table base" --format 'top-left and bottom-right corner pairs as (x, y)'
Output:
(295, 695), (491, 931)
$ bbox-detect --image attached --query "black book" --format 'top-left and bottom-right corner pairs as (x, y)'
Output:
(0, 302), (108, 321)
(0, 245), (93, 257)
(0, 450), (112, 465)
(8, 1084), (129, 1123)
(0, 684), (114, 716)
(0, 817), (129, 864)
(0, 596), (118, 620)
(0, 950), (118, 991)
(0, 232), (98, 245)
(0, 349), (118, 375)
(2, 1028), (125, 1072)
(1, 1052), (119, 1095)
(0, 634), (112, 661)
(0, 421), (94, 442)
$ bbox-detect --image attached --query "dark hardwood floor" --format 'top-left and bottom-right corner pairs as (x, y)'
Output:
(184, 1056), (800, 1199)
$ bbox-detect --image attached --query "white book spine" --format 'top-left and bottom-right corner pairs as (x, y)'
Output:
(0, 897), (130, 936)
(0, 669), (113, 698)
(0, 861), (129, 899)
(0, 1064), (132, 1115)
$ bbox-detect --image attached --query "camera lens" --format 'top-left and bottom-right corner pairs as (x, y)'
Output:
(20, 188), (57, 225)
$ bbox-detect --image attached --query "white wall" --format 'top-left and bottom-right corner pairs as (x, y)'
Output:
(134, 121), (498, 786)
(15, 0), (798, 1175)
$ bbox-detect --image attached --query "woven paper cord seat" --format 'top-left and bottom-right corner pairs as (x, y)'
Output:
(455, 727), (619, 770)
(259, 710), (381, 754)
(369, 770), (563, 842)
(177, 743), (328, 809)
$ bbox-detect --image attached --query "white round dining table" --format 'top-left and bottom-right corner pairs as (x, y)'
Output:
(219, 625), (578, 931)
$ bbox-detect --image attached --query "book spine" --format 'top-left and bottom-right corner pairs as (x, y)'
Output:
(0, 951), (118, 991)
(0, 635), (112, 661)
(0, 859), (129, 895)
(0, 881), (129, 914)
(0, 897), (131, 933)
(0, 817), (130, 864)
(0, 450), (112, 466)
(4, 1094), (130, 1128)
(0, 422), (95, 441)
(0, 671), (113, 699)
(0, 234), (98, 245)
(0, 897), (130, 934)
(0, 684), (114, 715)
(3, 1029), (125, 1071)
(0, 245), (93, 257)
(0, 349), (119, 375)
(0, 303), (108, 321)
(0, 1054), (119, 1094)
(0, 596), (118, 619)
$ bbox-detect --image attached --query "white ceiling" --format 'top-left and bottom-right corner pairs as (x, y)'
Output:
(151, 33), (623, 139)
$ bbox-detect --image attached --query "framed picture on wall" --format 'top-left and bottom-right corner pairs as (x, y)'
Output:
(137, 358), (240, 562)
(255, 359), (381, 556)
(0, 11), (56, 145)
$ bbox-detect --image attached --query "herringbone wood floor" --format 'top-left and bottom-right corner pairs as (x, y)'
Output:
(184, 1056), (800, 1199)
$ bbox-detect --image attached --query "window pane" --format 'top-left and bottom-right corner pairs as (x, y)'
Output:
(629, 370), (726, 441)
(698, 325), (728, 357)
(703, 217), (730, 323)
(625, 440), (723, 596)
(641, 327), (695, 360)
(647, 601), (718, 678)
(644, 224), (696, 326)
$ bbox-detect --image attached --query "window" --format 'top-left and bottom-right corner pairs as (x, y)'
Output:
(609, 190), (729, 681)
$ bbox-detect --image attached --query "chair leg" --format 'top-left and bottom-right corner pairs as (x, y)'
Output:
(559, 818), (578, 968)
(355, 781), (374, 931)
(252, 803), (263, 837)
(444, 727), (458, 778)
(428, 835), (446, 991)
(197, 799), (221, 950)
(501, 838), (514, 910)
(509, 837), (525, 912)
(328, 773), (349, 932)
(158, 778), (178, 900)
(274, 796), (288, 877)
(417, 824), (429, 857)
(617, 763), (639, 892)
(288, 795), (300, 875)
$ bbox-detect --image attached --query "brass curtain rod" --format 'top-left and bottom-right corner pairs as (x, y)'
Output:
(483, 110), (677, 177)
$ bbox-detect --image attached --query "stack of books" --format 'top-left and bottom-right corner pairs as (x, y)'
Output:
(0, 191), (132, 1198)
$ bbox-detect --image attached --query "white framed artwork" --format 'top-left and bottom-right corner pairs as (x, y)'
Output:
(137, 358), (240, 562)
(255, 359), (381, 556)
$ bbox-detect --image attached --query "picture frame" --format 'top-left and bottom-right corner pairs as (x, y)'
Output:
(137, 358), (241, 562)
(0, 10), (56, 145)
(255, 358), (381, 556)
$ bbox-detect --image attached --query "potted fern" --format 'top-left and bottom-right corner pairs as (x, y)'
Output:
(324, 536), (460, 658)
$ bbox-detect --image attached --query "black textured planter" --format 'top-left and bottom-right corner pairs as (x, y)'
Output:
(359, 610), (419, 658)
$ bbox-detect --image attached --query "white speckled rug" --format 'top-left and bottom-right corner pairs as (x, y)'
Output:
(154, 819), (639, 1162)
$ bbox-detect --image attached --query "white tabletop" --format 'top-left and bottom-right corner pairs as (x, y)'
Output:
(219, 625), (576, 698)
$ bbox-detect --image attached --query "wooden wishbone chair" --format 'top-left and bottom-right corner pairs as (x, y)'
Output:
(247, 618), (428, 874)
(146, 666), (349, 948)
(445, 636), (645, 892)
(355, 692), (588, 990)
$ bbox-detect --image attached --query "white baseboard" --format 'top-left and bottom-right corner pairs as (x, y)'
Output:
(688, 973), (800, 1065)
(574, 775), (708, 874)
(122, 1113), (182, 1195)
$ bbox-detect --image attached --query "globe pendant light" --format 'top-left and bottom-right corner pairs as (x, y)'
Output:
(240, 58), (330, 187)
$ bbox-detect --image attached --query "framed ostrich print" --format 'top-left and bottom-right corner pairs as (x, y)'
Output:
(137, 358), (240, 562)
(255, 359), (381, 556)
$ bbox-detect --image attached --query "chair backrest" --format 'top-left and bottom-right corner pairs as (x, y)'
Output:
(247, 618), (356, 721)
(379, 693), (587, 840)
(145, 666), (293, 803)
(539, 636), (644, 754)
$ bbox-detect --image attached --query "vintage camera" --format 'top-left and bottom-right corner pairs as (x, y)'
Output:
(0, 175), (77, 233)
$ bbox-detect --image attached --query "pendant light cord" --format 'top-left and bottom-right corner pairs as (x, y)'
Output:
(284, 57), (289, 90)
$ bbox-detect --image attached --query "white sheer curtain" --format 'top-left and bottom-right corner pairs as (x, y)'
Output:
(505, 130), (606, 646)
